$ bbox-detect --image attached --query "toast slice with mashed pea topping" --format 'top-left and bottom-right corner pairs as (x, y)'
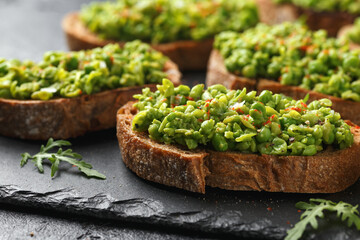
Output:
(0, 42), (181, 140)
(62, 0), (260, 70)
(207, 22), (360, 125)
(116, 79), (360, 194)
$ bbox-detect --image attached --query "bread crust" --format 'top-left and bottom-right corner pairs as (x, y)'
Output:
(298, 8), (356, 37)
(206, 50), (257, 91)
(206, 50), (360, 125)
(116, 103), (209, 194)
(256, 0), (356, 37)
(116, 102), (360, 194)
(62, 12), (214, 71)
(0, 61), (181, 140)
(255, 0), (298, 25)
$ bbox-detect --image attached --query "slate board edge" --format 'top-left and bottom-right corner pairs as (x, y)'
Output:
(0, 185), (287, 239)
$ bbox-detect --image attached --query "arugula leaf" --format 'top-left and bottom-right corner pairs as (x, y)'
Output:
(303, 93), (310, 103)
(20, 138), (106, 180)
(286, 199), (360, 240)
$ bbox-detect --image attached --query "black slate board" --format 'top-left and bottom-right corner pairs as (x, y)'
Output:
(0, 0), (360, 239)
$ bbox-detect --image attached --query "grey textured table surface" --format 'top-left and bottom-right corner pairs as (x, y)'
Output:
(0, 1), (359, 240)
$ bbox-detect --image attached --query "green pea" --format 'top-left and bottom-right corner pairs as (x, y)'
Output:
(148, 122), (162, 140)
(185, 138), (198, 150)
(208, 84), (227, 94)
(157, 78), (174, 98)
(308, 60), (328, 75)
(235, 133), (256, 142)
(343, 55), (360, 71)
(271, 137), (287, 155)
(256, 127), (271, 143)
(271, 122), (282, 135)
(175, 85), (190, 96)
(322, 120), (335, 144)
(189, 84), (204, 100)
(200, 119), (215, 135)
(31, 90), (53, 100)
(132, 111), (150, 132)
(258, 90), (273, 104)
(212, 133), (228, 151)
(303, 145), (317, 156)
(351, 80), (360, 94)
(242, 65), (256, 78)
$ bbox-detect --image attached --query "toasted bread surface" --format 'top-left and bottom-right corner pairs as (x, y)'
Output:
(116, 102), (360, 194)
(256, 0), (298, 25)
(255, 0), (356, 37)
(206, 50), (360, 125)
(0, 61), (180, 140)
(117, 103), (209, 194)
(62, 12), (214, 71)
(298, 8), (356, 37)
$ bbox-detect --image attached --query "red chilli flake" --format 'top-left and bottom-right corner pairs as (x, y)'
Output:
(285, 107), (302, 112)
(197, 119), (204, 123)
(270, 114), (276, 120)
(301, 102), (308, 108)
(253, 109), (261, 113)
(267, 207), (273, 211)
(236, 108), (244, 114)
(300, 45), (308, 51)
(185, 96), (194, 101)
(263, 120), (271, 126)
(161, 98), (167, 102)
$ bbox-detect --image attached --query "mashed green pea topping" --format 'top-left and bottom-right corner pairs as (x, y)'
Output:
(132, 79), (354, 155)
(274, 0), (360, 14)
(0, 41), (167, 100)
(215, 22), (360, 102)
(80, 0), (259, 44)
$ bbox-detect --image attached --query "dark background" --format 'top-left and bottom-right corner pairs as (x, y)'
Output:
(0, 1), (359, 239)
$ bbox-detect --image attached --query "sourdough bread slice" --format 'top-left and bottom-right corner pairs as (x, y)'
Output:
(0, 61), (181, 140)
(62, 12), (214, 71)
(206, 50), (360, 125)
(116, 101), (360, 194)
